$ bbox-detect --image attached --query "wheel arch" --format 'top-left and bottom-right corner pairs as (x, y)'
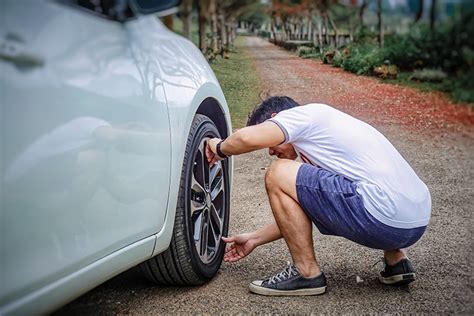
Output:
(151, 84), (233, 258)
(196, 97), (230, 139)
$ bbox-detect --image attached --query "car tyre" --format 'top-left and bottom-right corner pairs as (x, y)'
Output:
(140, 114), (230, 285)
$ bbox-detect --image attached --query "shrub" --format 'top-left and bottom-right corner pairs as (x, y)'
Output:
(341, 44), (384, 75)
(297, 46), (314, 57)
(332, 49), (344, 67)
(301, 52), (323, 59)
(440, 71), (474, 103)
(409, 68), (447, 82)
(382, 12), (474, 73)
(374, 65), (398, 79)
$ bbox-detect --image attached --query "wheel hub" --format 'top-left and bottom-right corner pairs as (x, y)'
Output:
(205, 190), (211, 208)
(190, 137), (226, 264)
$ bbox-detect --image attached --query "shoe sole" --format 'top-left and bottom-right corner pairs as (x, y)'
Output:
(249, 283), (326, 296)
(379, 273), (416, 285)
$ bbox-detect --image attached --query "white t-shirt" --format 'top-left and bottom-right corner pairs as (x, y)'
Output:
(269, 104), (431, 229)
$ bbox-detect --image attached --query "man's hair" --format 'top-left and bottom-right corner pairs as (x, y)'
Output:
(246, 96), (300, 126)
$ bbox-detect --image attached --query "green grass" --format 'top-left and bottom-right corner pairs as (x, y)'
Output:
(384, 72), (442, 92)
(210, 37), (262, 128)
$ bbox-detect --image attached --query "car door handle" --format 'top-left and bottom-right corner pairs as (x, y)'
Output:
(0, 36), (44, 70)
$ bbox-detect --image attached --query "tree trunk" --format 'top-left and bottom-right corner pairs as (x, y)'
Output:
(232, 22), (237, 42)
(328, 13), (338, 48)
(359, 0), (368, 26)
(430, 0), (436, 30)
(414, 0), (424, 23)
(307, 16), (312, 41)
(180, 0), (193, 40)
(198, 0), (208, 52)
(225, 23), (231, 48)
(283, 21), (289, 41)
(209, 0), (218, 54)
(218, 3), (226, 53)
(377, 0), (384, 47)
(294, 19), (300, 40)
(162, 15), (174, 30)
(323, 14), (330, 45)
(226, 21), (236, 48)
(317, 16), (323, 50)
(271, 15), (277, 43)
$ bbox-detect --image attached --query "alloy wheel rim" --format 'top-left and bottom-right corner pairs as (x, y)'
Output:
(190, 137), (226, 264)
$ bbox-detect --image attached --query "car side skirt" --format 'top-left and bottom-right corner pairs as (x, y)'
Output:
(0, 236), (156, 315)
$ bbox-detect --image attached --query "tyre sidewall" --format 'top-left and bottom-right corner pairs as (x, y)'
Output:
(181, 116), (230, 280)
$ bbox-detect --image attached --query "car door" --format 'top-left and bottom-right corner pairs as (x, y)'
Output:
(0, 0), (171, 304)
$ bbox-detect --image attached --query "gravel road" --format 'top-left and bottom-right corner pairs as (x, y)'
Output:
(56, 37), (473, 314)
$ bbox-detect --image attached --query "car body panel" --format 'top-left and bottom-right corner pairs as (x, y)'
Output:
(0, 236), (156, 315)
(0, 0), (232, 314)
(1, 0), (171, 309)
(132, 15), (233, 257)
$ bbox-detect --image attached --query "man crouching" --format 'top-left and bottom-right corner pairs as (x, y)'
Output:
(206, 96), (431, 296)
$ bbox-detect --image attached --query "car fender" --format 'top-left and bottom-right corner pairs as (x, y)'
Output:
(151, 82), (233, 257)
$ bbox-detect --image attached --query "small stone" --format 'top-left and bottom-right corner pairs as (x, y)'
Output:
(356, 275), (364, 283)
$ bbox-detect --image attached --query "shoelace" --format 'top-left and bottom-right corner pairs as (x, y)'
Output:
(372, 257), (386, 269)
(268, 262), (299, 285)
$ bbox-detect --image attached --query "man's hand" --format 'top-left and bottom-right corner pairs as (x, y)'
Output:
(222, 233), (256, 262)
(206, 138), (223, 165)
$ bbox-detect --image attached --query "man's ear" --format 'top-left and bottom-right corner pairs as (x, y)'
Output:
(270, 112), (277, 118)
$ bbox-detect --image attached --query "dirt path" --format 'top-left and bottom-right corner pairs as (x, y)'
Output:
(246, 37), (473, 137)
(57, 37), (473, 314)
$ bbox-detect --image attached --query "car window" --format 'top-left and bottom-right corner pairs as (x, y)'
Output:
(59, 0), (135, 22)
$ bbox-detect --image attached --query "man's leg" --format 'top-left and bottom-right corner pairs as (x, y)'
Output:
(379, 248), (416, 285)
(265, 159), (320, 278)
(384, 249), (407, 265)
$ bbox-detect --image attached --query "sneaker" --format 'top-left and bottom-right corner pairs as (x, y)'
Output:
(249, 263), (327, 296)
(379, 258), (416, 285)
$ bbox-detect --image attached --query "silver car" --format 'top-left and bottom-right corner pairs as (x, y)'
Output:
(0, 0), (232, 314)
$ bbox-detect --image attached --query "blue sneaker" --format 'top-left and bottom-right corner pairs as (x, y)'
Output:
(249, 263), (327, 296)
(379, 258), (416, 285)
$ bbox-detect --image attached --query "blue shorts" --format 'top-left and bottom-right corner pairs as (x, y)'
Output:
(296, 164), (426, 250)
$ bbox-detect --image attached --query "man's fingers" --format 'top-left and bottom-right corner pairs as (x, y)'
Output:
(227, 255), (242, 262)
(224, 253), (240, 262)
(224, 248), (239, 259)
(210, 156), (219, 166)
(224, 245), (235, 254)
(227, 248), (238, 258)
(222, 236), (236, 243)
(205, 145), (214, 163)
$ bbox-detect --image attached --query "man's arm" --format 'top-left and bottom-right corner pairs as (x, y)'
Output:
(223, 222), (282, 262)
(252, 221), (283, 246)
(207, 121), (284, 164)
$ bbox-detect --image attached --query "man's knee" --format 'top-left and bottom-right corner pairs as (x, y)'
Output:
(265, 159), (290, 191)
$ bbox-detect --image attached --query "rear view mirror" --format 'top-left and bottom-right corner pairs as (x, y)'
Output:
(130, 0), (181, 15)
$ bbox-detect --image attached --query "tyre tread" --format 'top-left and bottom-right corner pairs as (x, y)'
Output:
(140, 114), (225, 286)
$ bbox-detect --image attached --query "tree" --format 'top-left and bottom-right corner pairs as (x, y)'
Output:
(430, 0), (437, 30)
(377, 0), (384, 47)
(180, 0), (193, 40)
(209, 0), (219, 53)
(414, 0), (424, 23)
(314, 0), (339, 47)
(218, 2), (228, 53)
(359, 0), (369, 26)
(198, 0), (209, 52)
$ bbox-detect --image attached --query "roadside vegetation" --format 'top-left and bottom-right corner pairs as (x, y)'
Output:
(296, 13), (474, 103)
(249, 1), (472, 104)
(167, 1), (472, 117)
(210, 37), (261, 129)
